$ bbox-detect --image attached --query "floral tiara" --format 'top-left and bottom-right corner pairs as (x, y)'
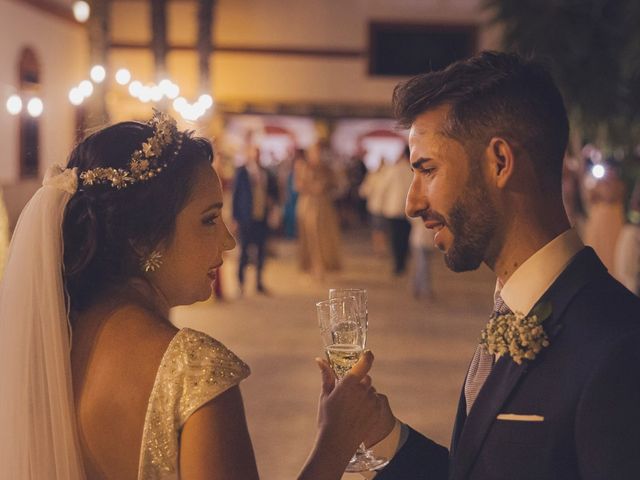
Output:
(79, 109), (184, 189)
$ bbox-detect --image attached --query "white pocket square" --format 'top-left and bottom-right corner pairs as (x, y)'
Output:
(496, 413), (544, 422)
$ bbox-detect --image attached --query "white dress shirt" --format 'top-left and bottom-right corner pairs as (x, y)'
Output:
(500, 229), (584, 314)
(364, 229), (584, 477)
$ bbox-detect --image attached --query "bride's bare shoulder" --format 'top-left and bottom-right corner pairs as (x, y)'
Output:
(72, 303), (180, 479)
(105, 302), (177, 342)
(101, 304), (178, 364)
(73, 299), (179, 376)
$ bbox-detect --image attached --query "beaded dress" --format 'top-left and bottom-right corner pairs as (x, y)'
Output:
(137, 328), (250, 479)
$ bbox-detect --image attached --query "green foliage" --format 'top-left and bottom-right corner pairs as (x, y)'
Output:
(484, 0), (640, 152)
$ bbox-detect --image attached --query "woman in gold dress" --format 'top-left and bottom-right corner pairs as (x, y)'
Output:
(0, 113), (383, 479)
(295, 142), (343, 278)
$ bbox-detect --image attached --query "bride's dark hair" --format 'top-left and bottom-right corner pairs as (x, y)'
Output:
(63, 120), (213, 311)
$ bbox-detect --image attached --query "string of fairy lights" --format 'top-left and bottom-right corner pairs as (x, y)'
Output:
(4, 1), (213, 123)
(4, 64), (214, 123)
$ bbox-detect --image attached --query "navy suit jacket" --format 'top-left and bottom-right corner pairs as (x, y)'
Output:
(376, 247), (640, 480)
(232, 165), (278, 227)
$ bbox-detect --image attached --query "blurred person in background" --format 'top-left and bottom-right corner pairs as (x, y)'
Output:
(614, 177), (640, 295)
(380, 146), (413, 275)
(282, 148), (304, 238)
(349, 148), (370, 225)
(334, 150), (368, 230)
(232, 143), (279, 295)
(295, 141), (342, 278)
(359, 160), (389, 256)
(582, 160), (625, 273)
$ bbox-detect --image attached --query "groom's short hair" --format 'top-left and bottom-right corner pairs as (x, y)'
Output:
(392, 51), (569, 189)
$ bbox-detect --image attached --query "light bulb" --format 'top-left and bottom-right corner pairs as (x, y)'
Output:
(194, 104), (206, 117)
(128, 80), (143, 97)
(150, 86), (163, 102)
(6, 95), (22, 115)
(27, 97), (43, 117)
(90, 65), (106, 83)
(198, 94), (213, 109)
(138, 87), (152, 103)
(78, 80), (94, 97)
(166, 83), (180, 99)
(591, 164), (606, 179)
(173, 97), (187, 111)
(158, 79), (172, 96)
(69, 87), (84, 106)
(72, 1), (90, 22)
(115, 68), (131, 85)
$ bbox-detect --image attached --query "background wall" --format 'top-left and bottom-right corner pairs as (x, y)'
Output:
(1, 0), (500, 224)
(0, 0), (86, 222)
(211, 0), (499, 104)
(107, 0), (500, 111)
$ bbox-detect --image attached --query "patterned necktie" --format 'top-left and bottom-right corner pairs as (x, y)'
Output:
(464, 292), (512, 414)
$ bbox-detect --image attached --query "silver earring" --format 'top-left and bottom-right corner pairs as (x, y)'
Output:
(141, 250), (163, 272)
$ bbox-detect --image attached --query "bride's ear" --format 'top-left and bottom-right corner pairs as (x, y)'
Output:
(128, 238), (145, 258)
(128, 239), (162, 260)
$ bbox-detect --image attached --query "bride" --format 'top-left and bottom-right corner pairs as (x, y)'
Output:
(0, 111), (384, 479)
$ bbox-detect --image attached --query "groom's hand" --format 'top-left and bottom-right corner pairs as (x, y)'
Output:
(316, 352), (396, 448)
(363, 392), (396, 448)
(301, 352), (381, 479)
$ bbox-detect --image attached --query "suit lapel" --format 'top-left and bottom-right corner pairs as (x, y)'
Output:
(450, 384), (467, 456)
(450, 247), (606, 480)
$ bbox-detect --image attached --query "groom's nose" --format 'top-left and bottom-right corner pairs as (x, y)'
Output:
(406, 174), (428, 218)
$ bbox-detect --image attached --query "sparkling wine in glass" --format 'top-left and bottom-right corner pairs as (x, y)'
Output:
(317, 296), (363, 380)
(325, 343), (363, 379)
(317, 290), (389, 473)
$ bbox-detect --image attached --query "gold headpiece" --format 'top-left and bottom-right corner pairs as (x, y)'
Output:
(79, 109), (184, 189)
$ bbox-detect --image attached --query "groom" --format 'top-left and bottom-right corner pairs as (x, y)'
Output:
(361, 51), (640, 479)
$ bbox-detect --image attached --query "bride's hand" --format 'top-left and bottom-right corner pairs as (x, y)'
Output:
(298, 352), (383, 479)
(315, 351), (381, 452)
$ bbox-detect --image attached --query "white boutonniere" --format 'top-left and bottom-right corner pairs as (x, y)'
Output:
(480, 303), (552, 365)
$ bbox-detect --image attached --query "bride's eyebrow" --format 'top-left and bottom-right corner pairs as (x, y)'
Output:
(200, 202), (223, 214)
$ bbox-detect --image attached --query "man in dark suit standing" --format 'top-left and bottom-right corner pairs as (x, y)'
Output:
(232, 144), (278, 295)
(349, 52), (640, 479)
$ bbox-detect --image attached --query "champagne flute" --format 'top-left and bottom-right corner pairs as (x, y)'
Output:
(317, 289), (389, 473)
(317, 296), (363, 380)
(329, 288), (368, 346)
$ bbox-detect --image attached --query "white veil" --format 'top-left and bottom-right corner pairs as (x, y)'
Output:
(0, 165), (86, 479)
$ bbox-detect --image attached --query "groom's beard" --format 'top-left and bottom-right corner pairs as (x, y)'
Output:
(443, 176), (498, 273)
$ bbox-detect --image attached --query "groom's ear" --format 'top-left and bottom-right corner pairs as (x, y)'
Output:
(486, 137), (515, 189)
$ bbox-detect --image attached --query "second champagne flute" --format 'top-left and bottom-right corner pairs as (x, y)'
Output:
(324, 288), (389, 472)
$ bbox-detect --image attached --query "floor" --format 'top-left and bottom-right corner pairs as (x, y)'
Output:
(172, 229), (496, 479)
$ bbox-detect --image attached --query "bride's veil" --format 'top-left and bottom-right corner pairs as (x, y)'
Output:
(0, 165), (86, 479)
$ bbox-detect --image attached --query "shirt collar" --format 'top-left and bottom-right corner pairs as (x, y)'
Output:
(499, 229), (584, 315)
